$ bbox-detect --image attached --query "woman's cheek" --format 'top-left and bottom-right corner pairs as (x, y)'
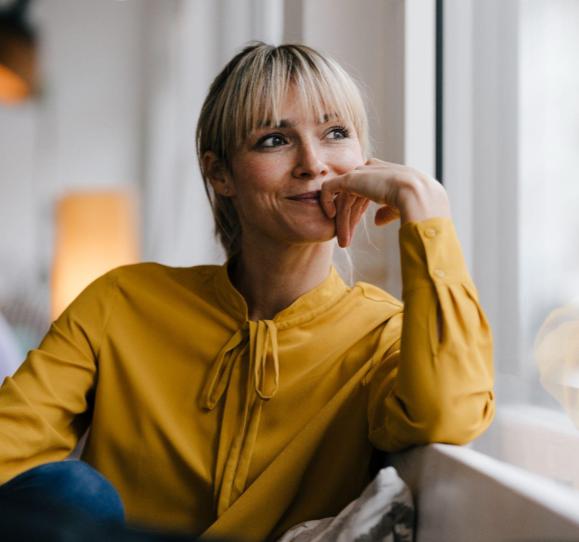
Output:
(336, 147), (365, 173)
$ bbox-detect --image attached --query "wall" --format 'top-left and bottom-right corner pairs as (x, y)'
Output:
(0, 0), (146, 309)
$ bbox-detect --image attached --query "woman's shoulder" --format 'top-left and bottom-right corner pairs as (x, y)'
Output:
(100, 261), (222, 294)
(103, 261), (217, 277)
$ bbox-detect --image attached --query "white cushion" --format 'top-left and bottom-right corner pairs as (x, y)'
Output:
(277, 466), (414, 542)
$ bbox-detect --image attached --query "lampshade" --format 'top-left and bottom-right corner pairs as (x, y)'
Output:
(51, 190), (140, 320)
(0, 0), (37, 104)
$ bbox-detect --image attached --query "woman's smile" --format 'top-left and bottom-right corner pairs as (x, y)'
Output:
(286, 190), (323, 206)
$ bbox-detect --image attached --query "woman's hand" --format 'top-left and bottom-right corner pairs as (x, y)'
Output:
(320, 158), (451, 247)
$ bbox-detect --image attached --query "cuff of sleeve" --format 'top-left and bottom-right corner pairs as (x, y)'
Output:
(399, 217), (473, 295)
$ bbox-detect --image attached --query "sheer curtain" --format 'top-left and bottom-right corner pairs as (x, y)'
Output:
(445, 0), (579, 490)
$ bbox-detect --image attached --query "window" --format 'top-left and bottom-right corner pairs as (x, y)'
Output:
(444, 0), (579, 490)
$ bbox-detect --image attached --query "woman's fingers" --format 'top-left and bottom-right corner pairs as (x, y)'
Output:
(322, 159), (448, 228)
(321, 177), (373, 247)
(335, 193), (354, 247)
(320, 178), (343, 219)
(335, 195), (371, 248)
(322, 172), (399, 245)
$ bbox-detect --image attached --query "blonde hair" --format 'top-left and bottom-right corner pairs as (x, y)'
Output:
(196, 41), (371, 259)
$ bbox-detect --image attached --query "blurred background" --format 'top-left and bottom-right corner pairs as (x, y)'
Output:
(1, 0), (579, 501)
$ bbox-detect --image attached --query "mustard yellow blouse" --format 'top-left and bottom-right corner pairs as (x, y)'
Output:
(0, 217), (495, 540)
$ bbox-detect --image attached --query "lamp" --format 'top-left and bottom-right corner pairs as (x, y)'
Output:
(50, 190), (140, 320)
(0, 0), (37, 104)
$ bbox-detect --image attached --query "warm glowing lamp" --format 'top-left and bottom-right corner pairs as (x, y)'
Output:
(0, 0), (37, 104)
(0, 64), (29, 103)
(51, 190), (140, 320)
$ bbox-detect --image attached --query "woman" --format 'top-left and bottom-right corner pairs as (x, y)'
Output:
(0, 42), (495, 540)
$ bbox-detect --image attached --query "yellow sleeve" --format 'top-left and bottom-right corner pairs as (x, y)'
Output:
(0, 271), (116, 483)
(367, 217), (495, 452)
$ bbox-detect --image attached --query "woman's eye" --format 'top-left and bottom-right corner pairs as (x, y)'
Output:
(326, 127), (350, 140)
(258, 134), (287, 148)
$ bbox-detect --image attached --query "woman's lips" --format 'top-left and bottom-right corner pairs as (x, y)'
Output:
(287, 190), (321, 203)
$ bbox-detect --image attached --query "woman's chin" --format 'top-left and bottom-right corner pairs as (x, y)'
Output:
(292, 225), (337, 245)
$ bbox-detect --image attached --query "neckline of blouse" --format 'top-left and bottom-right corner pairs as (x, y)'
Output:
(212, 259), (351, 329)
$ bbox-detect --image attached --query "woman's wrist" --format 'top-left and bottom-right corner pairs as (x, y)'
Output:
(398, 174), (451, 224)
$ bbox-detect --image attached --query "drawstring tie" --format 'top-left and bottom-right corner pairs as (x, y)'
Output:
(199, 320), (281, 516)
(200, 320), (280, 410)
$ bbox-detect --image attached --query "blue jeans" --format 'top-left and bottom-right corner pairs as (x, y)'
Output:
(0, 460), (125, 524)
(0, 462), (213, 540)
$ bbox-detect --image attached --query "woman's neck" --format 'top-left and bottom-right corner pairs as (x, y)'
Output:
(230, 238), (335, 321)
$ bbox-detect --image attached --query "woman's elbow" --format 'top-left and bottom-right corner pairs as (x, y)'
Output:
(421, 392), (496, 446)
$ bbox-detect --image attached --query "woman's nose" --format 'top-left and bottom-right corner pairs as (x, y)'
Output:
(292, 141), (328, 180)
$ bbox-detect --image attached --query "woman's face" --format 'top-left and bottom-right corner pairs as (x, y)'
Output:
(226, 86), (365, 248)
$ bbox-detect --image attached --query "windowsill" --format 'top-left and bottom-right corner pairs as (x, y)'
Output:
(389, 441), (579, 541)
(472, 402), (579, 491)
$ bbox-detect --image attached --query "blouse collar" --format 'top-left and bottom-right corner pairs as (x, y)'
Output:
(212, 258), (350, 329)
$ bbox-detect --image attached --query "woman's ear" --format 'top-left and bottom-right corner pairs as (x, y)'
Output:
(202, 151), (236, 197)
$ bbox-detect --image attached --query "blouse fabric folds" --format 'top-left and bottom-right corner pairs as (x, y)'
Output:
(0, 217), (495, 541)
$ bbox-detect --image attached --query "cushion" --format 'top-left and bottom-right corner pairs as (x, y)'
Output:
(277, 466), (414, 542)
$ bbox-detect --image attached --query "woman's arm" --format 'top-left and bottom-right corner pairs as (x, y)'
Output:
(321, 160), (495, 451)
(0, 272), (116, 483)
(365, 217), (495, 452)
